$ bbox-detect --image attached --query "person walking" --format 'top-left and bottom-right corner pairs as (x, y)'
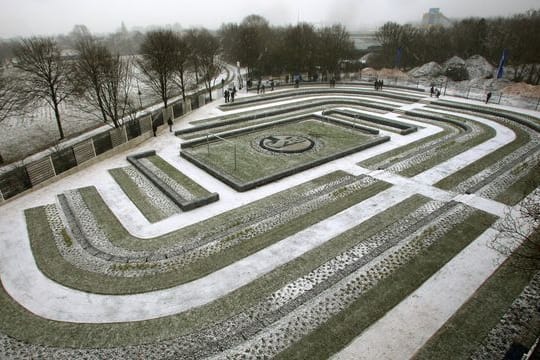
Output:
(224, 89), (229, 103)
(430, 86), (434, 97)
(167, 117), (173, 132)
(485, 91), (492, 104)
(230, 87), (236, 102)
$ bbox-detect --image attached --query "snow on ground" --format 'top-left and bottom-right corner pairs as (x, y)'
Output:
(0, 83), (538, 355)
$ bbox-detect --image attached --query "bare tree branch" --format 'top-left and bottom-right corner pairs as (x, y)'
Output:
(13, 37), (72, 139)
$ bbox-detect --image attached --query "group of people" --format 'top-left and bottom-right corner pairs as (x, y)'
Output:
(256, 81), (266, 94)
(430, 86), (441, 98)
(374, 79), (384, 91)
(224, 86), (236, 103)
(329, 77), (336, 88)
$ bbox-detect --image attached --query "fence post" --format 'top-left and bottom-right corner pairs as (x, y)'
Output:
(466, 88), (471, 99)
(498, 93), (502, 104)
(537, 97), (540, 111)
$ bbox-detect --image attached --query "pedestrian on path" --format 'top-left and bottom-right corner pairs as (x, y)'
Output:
(485, 91), (492, 104)
(430, 86), (434, 97)
(224, 89), (229, 103)
(167, 117), (173, 132)
(230, 87), (236, 102)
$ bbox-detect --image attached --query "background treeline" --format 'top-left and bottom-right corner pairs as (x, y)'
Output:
(373, 9), (540, 83)
(219, 15), (355, 80)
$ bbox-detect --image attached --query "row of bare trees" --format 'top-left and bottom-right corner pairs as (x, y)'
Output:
(0, 27), (223, 142)
(373, 9), (540, 83)
(219, 15), (356, 80)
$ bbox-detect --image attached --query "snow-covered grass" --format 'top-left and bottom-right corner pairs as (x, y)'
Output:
(414, 236), (540, 360)
(183, 118), (378, 184)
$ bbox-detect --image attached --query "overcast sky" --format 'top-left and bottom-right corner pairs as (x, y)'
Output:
(1, 0), (538, 38)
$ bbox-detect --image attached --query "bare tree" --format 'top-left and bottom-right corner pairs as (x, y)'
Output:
(0, 69), (19, 123)
(72, 35), (110, 123)
(317, 24), (355, 79)
(492, 191), (540, 270)
(137, 29), (178, 108)
(13, 37), (71, 140)
(0, 69), (21, 164)
(172, 33), (191, 102)
(188, 29), (222, 101)
(185, 29), (202, 85)
(99, 55), (134, 128)
(72, 35), (134, 128)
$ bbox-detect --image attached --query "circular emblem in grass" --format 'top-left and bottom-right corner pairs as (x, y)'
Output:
(259, 135), (315, 153)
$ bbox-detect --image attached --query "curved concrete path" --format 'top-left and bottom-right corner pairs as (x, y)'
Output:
(0, 89), (530, 335)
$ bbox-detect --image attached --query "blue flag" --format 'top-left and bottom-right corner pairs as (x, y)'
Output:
(497, 49), (508, 79)
(395, 47), (402, 69)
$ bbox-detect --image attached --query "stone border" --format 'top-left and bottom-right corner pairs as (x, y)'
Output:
(181, 117), (390, 192)
(433, 100), (540, 132)
(324, 109), (418, 135)
(219, 88), (424, 110)
(127, 151), (219, 211)
(175, 97), (397, 138)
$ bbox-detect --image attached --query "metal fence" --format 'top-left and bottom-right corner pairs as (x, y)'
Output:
(358, 75), (540, 111)
(0, 116), (150, 201)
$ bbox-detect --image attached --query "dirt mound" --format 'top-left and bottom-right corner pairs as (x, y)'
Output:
(408, 62), (442, 78)
(443, 56), (466, 71)
(465, 55), (495, 79)
(502, 82), (540, 97)
(360, 67), (409, 80)
(378, 68), (409, 78)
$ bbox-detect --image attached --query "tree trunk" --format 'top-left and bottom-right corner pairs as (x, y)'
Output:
(52, 100), (65, 140)
(180, 71), (186, 102)
(97, 92), (108, 123)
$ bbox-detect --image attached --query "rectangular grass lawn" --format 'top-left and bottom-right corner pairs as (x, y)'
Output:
(181, 117), (388, 191)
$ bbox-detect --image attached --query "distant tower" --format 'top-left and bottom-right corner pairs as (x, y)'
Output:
(422, 8), (452, 28)
(120, 21), (128, 34)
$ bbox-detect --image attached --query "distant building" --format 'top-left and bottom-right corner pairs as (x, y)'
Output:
(422, 8), (453, 28)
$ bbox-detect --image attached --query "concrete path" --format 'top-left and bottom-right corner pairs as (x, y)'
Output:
(332, 200), (537, 360)
(0, 88), (537, 354)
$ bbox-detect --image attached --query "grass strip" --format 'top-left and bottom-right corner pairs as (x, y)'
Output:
(109, 167), (170, 223)
(435, 115), (531, 190)
(399, 120), (495, 177)
(413, 232), (540, 360)
(359, 118), (454, 169)
(145, 155), (211, 198)
(28, 179), (392, 294)
(4, 195), (427, 348)
(275, 210), (498, 360)
(79, 170), (351, 252)
(494, 164), (540, 205)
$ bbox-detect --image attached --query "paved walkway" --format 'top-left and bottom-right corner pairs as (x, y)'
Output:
(0, 87), (537, 355)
